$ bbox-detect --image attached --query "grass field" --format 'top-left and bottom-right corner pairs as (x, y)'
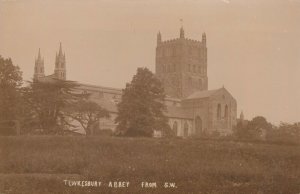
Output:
(0, 136), (299, 194)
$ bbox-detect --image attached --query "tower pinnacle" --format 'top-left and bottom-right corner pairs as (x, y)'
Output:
(180, 27), (185, 39)
(240, 111), (244, 121)
(34, 48), (45, 80)
(157, 31), (162, 44)
(38, 48), (41, 60)
(59, 42), (63, 56)
(54, 42), (66, 80)
(202, 32), (206, 46)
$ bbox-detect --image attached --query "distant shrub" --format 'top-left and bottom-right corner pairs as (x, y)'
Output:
(234, 116), (272, 141)
(266, 122), (300, 145)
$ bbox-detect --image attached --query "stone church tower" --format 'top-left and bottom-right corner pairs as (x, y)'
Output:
(33, 43), (66, 81)
(155, 27), (208, 98)
(54, 43), (66, 80)
(33, 48), (45, 80)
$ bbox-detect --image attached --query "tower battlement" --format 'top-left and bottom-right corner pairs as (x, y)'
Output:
(155, 27), (208, 99)
(158, 38), (203, 47)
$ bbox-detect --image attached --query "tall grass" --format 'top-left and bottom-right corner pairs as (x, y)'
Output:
(0, 136), (299, 194)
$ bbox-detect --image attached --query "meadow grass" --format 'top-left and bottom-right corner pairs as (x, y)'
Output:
(0, 136), (299, 194)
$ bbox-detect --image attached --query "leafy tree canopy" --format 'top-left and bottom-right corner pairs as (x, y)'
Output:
(0, 56), (22, 120)
(67, 99), (109, 135)
(22, 79), (83, 134)
(248, 116), (273, 131)
(234, 116), (273, 140)
(115, 67), (169, 137)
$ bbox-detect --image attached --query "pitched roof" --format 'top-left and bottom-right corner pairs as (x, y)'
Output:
(78, 83), (122, 95)
(186, 88), (221, 100)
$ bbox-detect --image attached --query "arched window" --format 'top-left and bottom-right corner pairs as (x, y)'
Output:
(199, 79), (202, 88)
(198, 66), (201, 73)
(173, 121), (178, 136)
(195, 116), (202, 134)
(193, 65), (196, 72)
(184, 122), (189, 137)
(225, 105), (228, 119)
(188, 77), (192, 85)
(217, 104), (221, 120)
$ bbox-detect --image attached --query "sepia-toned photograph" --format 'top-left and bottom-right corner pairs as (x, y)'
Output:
(0, 0), (299, 193)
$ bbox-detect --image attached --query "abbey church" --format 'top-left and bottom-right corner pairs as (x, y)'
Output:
(33, 28), (237, 136)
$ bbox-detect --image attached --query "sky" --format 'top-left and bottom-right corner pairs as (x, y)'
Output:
(0, 0), (299, 125)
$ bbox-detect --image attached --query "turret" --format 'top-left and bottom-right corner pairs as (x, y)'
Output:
(180, 27), (185, 39)
(240, 111), (244, 122)
(157, 31), (162, 45)
(202, 32), (206, 46)
(54, 42), (66, 80)
(34, 48), (45, 80)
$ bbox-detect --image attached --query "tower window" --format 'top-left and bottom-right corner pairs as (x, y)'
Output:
(184, 122), (189, 137)
(199, 79), (202, 88)
(193, 65), (196, 73)
(188, 77), (192, 86)
(173, 121), (178, 136)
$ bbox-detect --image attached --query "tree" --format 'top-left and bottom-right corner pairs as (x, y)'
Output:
(0, 56), (23, 120)
(115, 67), (169, 137)
(68, 99), (109, 135)
(22, 79), (82, 134)
(234, 116), (272, 140)
(266, 122), (300, 144)
(248, 116), (272, 131)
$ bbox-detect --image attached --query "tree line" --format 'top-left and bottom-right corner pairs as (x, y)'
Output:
(0, 56), (169, 136)
(1, 55), (299, 141)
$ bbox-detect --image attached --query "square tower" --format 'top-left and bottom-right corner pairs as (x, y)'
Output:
(155, 28), (208, 99)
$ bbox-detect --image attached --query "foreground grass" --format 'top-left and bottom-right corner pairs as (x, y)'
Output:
(0, 136), (299, 194)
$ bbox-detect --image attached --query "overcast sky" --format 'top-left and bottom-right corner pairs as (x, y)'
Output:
(0, 0), (299, 124)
